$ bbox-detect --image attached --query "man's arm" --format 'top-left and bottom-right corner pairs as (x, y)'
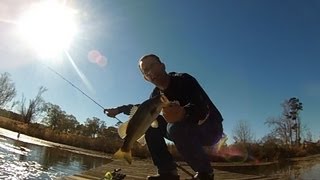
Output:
(104, 104), (140, 117)
(162, 73), (209, 123)
(182, 74), (210, 123)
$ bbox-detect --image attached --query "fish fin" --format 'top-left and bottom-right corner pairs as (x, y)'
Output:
(113, 148), (132, 164)
(150, 120), (158, 128)
(136, 135), (146, 146)
(118, 105), (138, 138)
(129, 105), (139, 119)
(117, 121), (128, 139)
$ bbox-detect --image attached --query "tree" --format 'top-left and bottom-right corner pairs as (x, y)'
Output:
(305, 130), (313, 142)
(265, 116), (292, 145)
(232, 120), (254, 144)
(42, 103), (64, 129)
(97, 121), (107, 137)
(265, 97), (303, 146)
(84, 117), (103, 138)
(286, 97), (303, 145)
(18, 86), (47, 123)
(62, 114), (80, 133)
(0, 72), (16, 108)
(42, 103), (79, 132)
(74, 124), (86, 135)
(261, 134), (283, 145)
(100, 126), (119, 140)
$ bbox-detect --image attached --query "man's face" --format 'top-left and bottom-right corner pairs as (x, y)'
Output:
(139, 57), (164, 85)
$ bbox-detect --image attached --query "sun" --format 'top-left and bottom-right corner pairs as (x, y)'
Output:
(17, 1), (77, 58)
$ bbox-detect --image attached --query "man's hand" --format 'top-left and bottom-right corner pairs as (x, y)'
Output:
(104, 108), (120, 118)
(162, 101), (186, 123)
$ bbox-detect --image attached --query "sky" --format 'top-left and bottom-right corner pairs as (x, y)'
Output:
(0, 0), (319, 143)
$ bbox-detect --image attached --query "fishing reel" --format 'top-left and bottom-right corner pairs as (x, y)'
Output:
(103, 168), (126, 180)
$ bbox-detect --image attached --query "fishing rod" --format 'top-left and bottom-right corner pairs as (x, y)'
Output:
(44, 64), (123, 125)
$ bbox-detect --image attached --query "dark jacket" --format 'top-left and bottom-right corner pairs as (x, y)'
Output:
(118, 72), (223, 124)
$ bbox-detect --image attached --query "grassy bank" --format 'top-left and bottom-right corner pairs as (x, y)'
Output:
(0, 116), (150, 158)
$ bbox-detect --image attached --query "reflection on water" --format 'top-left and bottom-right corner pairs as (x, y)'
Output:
(301, 164), (320, 179)
(213, 157), (320, 179)
(0, 135), (110, 179)
(0, 132), (319, 179)
(285, 159), (320, 179)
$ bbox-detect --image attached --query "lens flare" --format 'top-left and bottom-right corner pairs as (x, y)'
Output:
(65, 51), (95, 93)
(96, 55), (108, 67)
(88, 50), (107, 67)
(88, 50), (101, 63)
(213, 144), (249, 163)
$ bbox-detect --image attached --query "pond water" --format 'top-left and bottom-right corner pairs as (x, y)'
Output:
(213, 158), (320, 179)
(0, 129), (110, 179)
(0, 127), (319, 179)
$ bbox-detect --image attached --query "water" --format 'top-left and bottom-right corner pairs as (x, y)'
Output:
(300, 164), (320, 179)
(0, 128), (319, 179)
(214, 159), (320, 179)
(0, 134), (111, 179)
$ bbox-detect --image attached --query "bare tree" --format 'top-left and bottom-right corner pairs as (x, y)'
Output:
(0, 72), (16, 108)
(261, 134), (282, 145)
(265, 97), (303, 146)
(18, 86), (47, 123)
(265, 116), (292, 145)
(232, 120), (254, 144)
(305, 130), (313, 142)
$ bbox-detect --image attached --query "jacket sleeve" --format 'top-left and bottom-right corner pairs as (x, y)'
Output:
(117, 88), (159, 116)
(117, 104), (140, 115)
(182, 74), (210, 123)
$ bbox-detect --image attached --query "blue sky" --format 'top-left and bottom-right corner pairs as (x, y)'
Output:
(1, 0), (319, 142)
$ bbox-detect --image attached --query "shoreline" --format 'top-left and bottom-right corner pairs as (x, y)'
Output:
(0, 127), (112, 159)
(2, 126), (320, 179)
(1, 126), (319, 166)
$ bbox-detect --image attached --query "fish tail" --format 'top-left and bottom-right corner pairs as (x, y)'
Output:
(113, 148), (132, 164)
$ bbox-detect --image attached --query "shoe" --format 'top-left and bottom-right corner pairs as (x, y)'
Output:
(146, 173), (180, 180)
(193, 172), (214, 180)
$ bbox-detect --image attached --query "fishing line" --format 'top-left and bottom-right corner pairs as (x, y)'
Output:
(43, 64), (122, 124)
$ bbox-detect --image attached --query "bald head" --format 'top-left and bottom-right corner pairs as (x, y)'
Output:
(138, 54), (168, 89)
(138, 54), (161, 70)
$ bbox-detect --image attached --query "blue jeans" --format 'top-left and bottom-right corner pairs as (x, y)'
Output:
(145, 115), (223, 174)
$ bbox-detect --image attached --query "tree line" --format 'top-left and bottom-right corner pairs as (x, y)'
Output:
(232, 97), (316, 146)
(0, 72), (116, 139)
